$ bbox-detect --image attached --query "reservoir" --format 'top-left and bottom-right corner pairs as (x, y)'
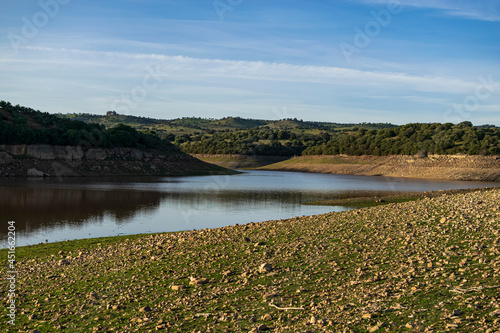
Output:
(1, 170), (497, 247)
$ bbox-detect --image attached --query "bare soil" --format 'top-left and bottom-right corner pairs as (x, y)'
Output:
(260, 155), (500, 182)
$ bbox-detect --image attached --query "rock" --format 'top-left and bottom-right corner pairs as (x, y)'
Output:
(262, 313), (273, 321)
(88, 292), (99, 300)
(140, 306), (152, 312)
(452, 309), (461, 316)
(27, 168), (45, 177)
(440, 217), (447, 223)
(27, 144), (56, 159)
(362, 313), (373, 319)
(85, 148), (107, 160)
(58, 259), (70, 266)
(54, 146), (84, 160)
(189, 277), (209, 285)
(0, 144), (27, 156)
(310, 316), (317, 324)
(250, 324), (269, 332)
(0, 151), (13, 164)
(130, 149), (144, 160)
(258, 263), (272, 273)
(254, 241), (266, 247)
(490, 309), (500, 317)
(170, 285), (185, 291)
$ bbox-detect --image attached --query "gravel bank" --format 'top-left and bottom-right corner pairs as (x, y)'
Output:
(2, 188), (500, 332)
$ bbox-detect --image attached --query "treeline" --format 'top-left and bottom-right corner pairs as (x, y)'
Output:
(0, 101), (176, 151)
(302, 122), (500, 156)
(180, 128), (317, 156)
(180, 122), (500, 156)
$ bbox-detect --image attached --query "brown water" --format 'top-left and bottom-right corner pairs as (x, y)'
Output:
(1, 170), (497, 247)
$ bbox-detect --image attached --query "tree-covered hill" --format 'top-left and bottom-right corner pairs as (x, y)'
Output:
(0, 101), (176, 152)
(5, 102), (499, 157)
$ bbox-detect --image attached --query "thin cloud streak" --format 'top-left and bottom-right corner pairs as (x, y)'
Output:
(10, 46), (488, 95)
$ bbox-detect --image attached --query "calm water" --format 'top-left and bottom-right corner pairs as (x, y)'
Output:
(1, 170), (498, 247)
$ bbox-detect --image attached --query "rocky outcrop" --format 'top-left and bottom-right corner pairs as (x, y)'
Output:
(0, 144), (231, 177)
(54, 146), (84, 160)
(0, 151), (13, 164)
(27, 144), (56, 159)
(85, 148), (107, 160)
(0, 144), (27, 156)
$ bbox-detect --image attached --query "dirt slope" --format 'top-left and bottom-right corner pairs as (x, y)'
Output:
(260, 155), (500, 182)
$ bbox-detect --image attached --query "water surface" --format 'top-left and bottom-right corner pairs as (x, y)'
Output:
(1, 170), (497, 247)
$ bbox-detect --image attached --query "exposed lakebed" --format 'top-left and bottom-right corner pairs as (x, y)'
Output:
(1, 170), (497, 247)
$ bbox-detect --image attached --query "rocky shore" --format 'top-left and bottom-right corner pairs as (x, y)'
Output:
(0, 144), (232, 177)
(260, 154), (500, 182)
(2, 187), (500, 332)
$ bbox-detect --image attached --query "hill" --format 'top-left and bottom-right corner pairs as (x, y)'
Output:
(0, 101), (233, 177)
(58, 112), (500, 158)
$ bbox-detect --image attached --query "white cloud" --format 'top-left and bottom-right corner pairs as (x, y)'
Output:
(10, 46), (482, 95)
(352, 0), (500, 21)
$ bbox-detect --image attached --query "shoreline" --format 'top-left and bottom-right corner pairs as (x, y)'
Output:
(259, 154), (500, 182)
(2, 186), (500, 332)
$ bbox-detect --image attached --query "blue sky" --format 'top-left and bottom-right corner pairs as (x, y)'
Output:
(1, 0), (499, 125)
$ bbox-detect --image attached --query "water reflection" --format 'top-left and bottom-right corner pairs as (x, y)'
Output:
(1, 170), (497, 247)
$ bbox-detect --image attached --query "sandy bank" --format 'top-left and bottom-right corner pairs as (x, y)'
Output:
(260, 154), (500, 182)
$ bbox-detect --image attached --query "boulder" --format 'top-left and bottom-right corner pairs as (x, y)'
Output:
(85, 148), (107, 160)
(0, 151), (14, 164)
(27, 168), (45, 177)
(130, 149), (143, 160)
(27, 145), (55, 160)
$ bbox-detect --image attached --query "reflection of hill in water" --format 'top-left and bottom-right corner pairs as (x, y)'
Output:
(0, 187), (166, 237)
(0, 181), (370, 241)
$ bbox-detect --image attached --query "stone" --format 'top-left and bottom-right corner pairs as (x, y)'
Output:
(490, 309), (500, 317)
(189, 277), (209, 285)
(88, 292), (99, 300)
(258, 263), (272, 273)
(0, 151), (13, 164)
(140, 306), (152, 312)
(27, 168), (45, 177)
(130, 149), (143, 160)
(262, 313), (273, 321)
(362, 313), (373, 319)
(85, 148), (107, 160)
(171, 285), (185, 291)
(27, 144), (55, 159)
(452, 309), (461, 316)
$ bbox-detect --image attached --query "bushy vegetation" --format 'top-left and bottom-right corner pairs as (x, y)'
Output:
(302, 122), (500, 156)
(180, 122), (500, 156)
(0, 101), (176, 151)
(5, 102), (499, 156)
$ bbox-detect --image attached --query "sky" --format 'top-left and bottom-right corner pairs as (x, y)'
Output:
(0, 0), (499, 125)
